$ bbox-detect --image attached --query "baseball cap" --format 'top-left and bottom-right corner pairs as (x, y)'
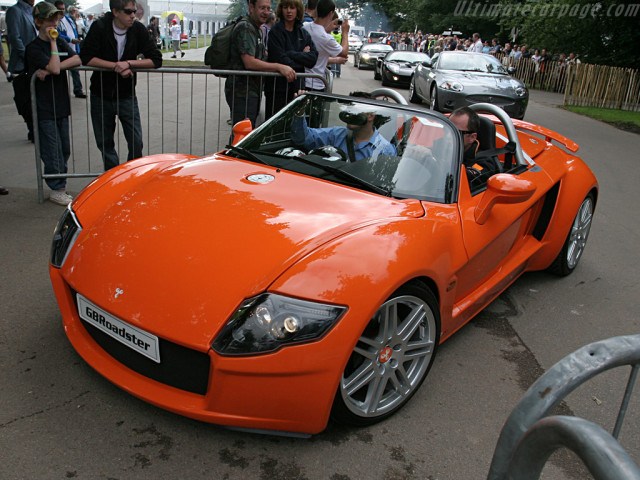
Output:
(33, 2), (62, 19)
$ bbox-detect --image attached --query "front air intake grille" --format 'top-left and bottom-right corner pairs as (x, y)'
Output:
(73, 294), (211, 395)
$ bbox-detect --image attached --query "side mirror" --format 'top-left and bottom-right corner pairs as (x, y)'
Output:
(422, 60), (432, 68)
(231, 119), (253, 145)
(508, 67), (516, 75)
(474, 174), (536, 224)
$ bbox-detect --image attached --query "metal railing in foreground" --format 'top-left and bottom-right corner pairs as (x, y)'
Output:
(30, 66), (331, 203)
(487, 334), (640, 480)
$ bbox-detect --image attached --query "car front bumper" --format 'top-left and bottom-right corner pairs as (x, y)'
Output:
(358, 56), (380, 68)
(50, 269), (349, 436)
(436, 89), (529, 119)
(382, 69), (412, 86)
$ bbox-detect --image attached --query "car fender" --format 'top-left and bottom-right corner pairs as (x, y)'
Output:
(528, 153), (598, 271)
(72, 154), (199, 215)
(268, 212), (466, 422)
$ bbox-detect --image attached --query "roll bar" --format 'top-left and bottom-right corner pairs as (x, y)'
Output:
(469, 103), (526, 167)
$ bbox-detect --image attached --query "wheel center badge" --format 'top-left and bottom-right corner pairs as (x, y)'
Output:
(379, 347), (393, 363)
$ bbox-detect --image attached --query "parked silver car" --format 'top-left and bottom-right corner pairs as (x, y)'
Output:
(409, 51), (529, 119)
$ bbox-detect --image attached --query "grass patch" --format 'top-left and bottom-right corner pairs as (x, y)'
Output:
(160, 37), (211, 54)
(563, 105), (640, 134)
(163, 60), (206, 67)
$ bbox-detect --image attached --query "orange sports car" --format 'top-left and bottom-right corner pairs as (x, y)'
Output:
(50, 93), (597, 436)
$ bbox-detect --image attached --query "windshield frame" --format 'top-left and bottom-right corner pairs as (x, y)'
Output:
(385, 51), (431, 63)
(438, 52), (508, 74)
(361, 44), (394, 53)
(234, 93), (462, 204)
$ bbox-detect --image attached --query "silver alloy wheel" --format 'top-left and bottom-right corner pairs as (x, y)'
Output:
(430, 88), (437, 110)
(339, 294), (437, 418)
(567, 196), (594, 269)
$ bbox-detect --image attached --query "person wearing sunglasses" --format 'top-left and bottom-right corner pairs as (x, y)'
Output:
(80, 0), (162, 171)
(449, 106), (499, 184)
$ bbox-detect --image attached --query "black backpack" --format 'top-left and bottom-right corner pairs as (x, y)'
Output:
(204, 17), (246, 70)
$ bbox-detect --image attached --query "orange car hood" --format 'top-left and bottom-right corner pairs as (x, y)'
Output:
(65, 155), (424, 348)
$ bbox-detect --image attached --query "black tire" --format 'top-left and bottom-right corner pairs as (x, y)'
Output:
(409, 76), (421, 104)
(548, 193), (595, 276)
(331, 282), (440, 426)
(374, 66), (381, 80)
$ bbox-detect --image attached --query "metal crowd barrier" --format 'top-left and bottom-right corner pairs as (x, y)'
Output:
(30, 66), (331, 203)
(487, 334), (640, 480)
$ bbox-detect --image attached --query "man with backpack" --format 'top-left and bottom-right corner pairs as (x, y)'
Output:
(224, 0), (295, 128)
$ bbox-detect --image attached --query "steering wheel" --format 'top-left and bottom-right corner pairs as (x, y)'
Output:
(275, 147), (307, 157)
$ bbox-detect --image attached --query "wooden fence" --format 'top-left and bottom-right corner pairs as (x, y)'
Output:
(493, 53), (640, 112)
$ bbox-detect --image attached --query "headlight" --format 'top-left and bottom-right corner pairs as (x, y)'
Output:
(50, 206), (81, 268)
(515, 86), (527, 97)
(440, 80), (464, 92)
(213, 294), (347, 355)
(362, 53), (370, 59)
(387, 63), (400, 74)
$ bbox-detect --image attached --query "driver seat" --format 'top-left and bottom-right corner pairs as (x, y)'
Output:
(474, 116), (502, 173)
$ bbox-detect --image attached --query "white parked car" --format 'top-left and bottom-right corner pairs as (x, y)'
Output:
(348, 34), (363, 53)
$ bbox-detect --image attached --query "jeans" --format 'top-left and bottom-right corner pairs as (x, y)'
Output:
(225, 90), (261, 127)
(38, 117), (70, 191)
(90, 95), (143, 171)
(225, 91), (260, 145)
(70, 69), (83, 95)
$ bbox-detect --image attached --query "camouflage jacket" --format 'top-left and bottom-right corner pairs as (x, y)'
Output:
(225, 16), (266, 98)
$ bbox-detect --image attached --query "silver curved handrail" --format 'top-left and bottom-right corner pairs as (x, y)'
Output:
(370, 88), (409, 105)
(488, 334), (640, 480)
(505, 416), (640, 480)
(469, 102), (526, 166)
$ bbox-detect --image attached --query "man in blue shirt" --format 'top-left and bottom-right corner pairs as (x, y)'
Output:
(291, 105), (396, 161)
(303, 0), (317, 23)
(54, 2), (86, 97)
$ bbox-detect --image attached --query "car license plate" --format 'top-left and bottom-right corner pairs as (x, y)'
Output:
(77, 294), (161, 363)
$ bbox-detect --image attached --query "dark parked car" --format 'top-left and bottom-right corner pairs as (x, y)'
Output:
(375, 51), (431, 87)
(409, 51), (529, 119)
(353, 43), (393, 69)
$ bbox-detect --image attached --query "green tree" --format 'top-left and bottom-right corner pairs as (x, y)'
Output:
(354, 0), (637, 67)
(228, 0), (250, 20)
(496, 0), (639, 68)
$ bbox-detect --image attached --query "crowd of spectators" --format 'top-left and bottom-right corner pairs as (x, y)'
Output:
(2, 0), (161, 204)
(370, 30), (581, 70)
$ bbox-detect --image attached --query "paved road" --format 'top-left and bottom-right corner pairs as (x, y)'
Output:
(1, 58), (639, 479)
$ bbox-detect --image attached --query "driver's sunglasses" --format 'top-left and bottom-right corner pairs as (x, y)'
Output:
(458, 129), (475, 135)
(122, 8), (137, 14)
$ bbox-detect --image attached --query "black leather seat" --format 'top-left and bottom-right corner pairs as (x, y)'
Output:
(477, 116), (497, 152)
(474, 116), (502, 173)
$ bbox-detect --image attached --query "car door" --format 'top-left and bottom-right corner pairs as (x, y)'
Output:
(415, 53), (437, 99)
(450, 166), (550, 330)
